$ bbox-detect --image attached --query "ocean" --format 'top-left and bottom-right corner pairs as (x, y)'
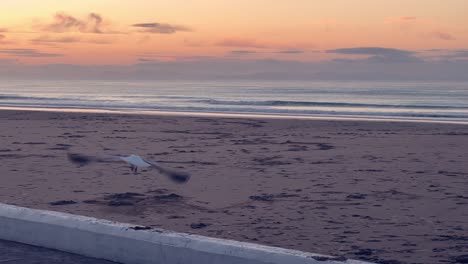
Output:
(1, 80), (468, 122)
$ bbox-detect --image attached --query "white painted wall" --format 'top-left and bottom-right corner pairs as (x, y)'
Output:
(0, 203), (372, 264)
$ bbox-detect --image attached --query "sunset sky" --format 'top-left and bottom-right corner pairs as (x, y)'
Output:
(0, 0), (467, 80)
(0, 0), (467, 64)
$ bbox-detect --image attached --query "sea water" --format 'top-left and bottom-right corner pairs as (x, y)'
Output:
(1, 80), (468, 122)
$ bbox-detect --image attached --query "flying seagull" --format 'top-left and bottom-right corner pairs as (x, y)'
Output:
(67, 153), (191, 184)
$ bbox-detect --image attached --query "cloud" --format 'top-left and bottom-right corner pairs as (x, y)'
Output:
(0, 48), (62, 57)
(30, 35), (111, 45)
(453, 50), (468, 58)
(431, 31), (455, 40)
(327, 47), (422, 63)
(419, 49), (468, 62)
(2, 58), (468, 81)
(386, 16), (417, 23)
(230, 50), (257, 55)
(327, 47), (414, 56)
(386, 16), (455, 41)
(193, 39), (309, 51)
(138, 55), (215, 62)
(365, 54), (422, 63)
(0, 34), (13, 44)
(234, 49), (309, 55)
(435, 49), (468, 60)
(385, 16), (418, 31)
(331, 58), (356, 63)
(0, 28), (8, 32)
(131, 22), (191, 34)
(31, 35), (80, 44)
(217, 38), (269, 49)
(425, 49), (449, 52)
(88, 13), (104, 33)
(278, 49), (304, 54)
(42, 12), (108, 33)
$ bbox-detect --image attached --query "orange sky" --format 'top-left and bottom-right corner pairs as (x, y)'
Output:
(0, 0), (467, 64)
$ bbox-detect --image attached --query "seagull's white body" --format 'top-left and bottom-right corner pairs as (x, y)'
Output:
(119, 154), (152, 168)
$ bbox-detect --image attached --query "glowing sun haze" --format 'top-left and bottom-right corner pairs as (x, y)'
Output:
(1, 0), (467, 65)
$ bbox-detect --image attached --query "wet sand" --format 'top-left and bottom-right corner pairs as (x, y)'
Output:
(0, 109), (467, 264)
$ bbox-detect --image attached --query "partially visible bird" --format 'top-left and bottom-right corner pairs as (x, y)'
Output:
(67, 153), (191, 184)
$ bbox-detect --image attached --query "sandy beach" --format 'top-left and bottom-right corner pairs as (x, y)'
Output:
(0, 109), (467, 264)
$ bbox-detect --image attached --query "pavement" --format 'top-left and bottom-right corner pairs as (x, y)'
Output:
(0, 239), (120, 264)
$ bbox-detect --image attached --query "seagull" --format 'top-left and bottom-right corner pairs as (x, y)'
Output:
(67, 153), (191, 183)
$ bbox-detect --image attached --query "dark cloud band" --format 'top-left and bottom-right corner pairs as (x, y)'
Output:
(327, 47), (421, 63)
(0, 48), (62, 57)
(132, 23), (191, 34)
(327, 47), (415, 56)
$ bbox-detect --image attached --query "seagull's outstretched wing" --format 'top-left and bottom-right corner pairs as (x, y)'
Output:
(143, 159), (191, 184)
(67, 153), (191, 184)
(67, 153), (107, 166)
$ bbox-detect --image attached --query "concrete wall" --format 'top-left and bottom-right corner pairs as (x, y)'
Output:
(0, 203), (372, 264)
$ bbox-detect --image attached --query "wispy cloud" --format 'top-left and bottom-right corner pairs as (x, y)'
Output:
(326, 47), (414, 56)
(431, 31), (455, 40)
(410, 49), (468, 62)
(385, 16), (418, 32)
(41, 12), (109, 34)
(138, 55), (215, 62)
(386, 16), (456, 41)
(0, 34), (14, 44)
(327, 47), (414, 56)
(453, 50), (468, 57)
(0, 28), (8, 33)
(31, 35), (80, 44)
(229, 49), (308, 56)
(330, 58), (356, 63)
(31, 35), (111, 45)
(0, 48), (62, 57)
(217, 38), (269, 49)
(386, 16), (417, 23)
(131, 22), (191, 34)
(190, 38), (313, 52)
(425, 49), (450, 52)
(2, 58), (468, 81)
(327, 47), (422, 63)
(277, 49), (305, 54)
(229, 50), (257, 55)
(435, 49), (468, 60)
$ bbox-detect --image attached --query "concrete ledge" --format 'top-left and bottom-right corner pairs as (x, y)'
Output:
(0, 203), (372, 264)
